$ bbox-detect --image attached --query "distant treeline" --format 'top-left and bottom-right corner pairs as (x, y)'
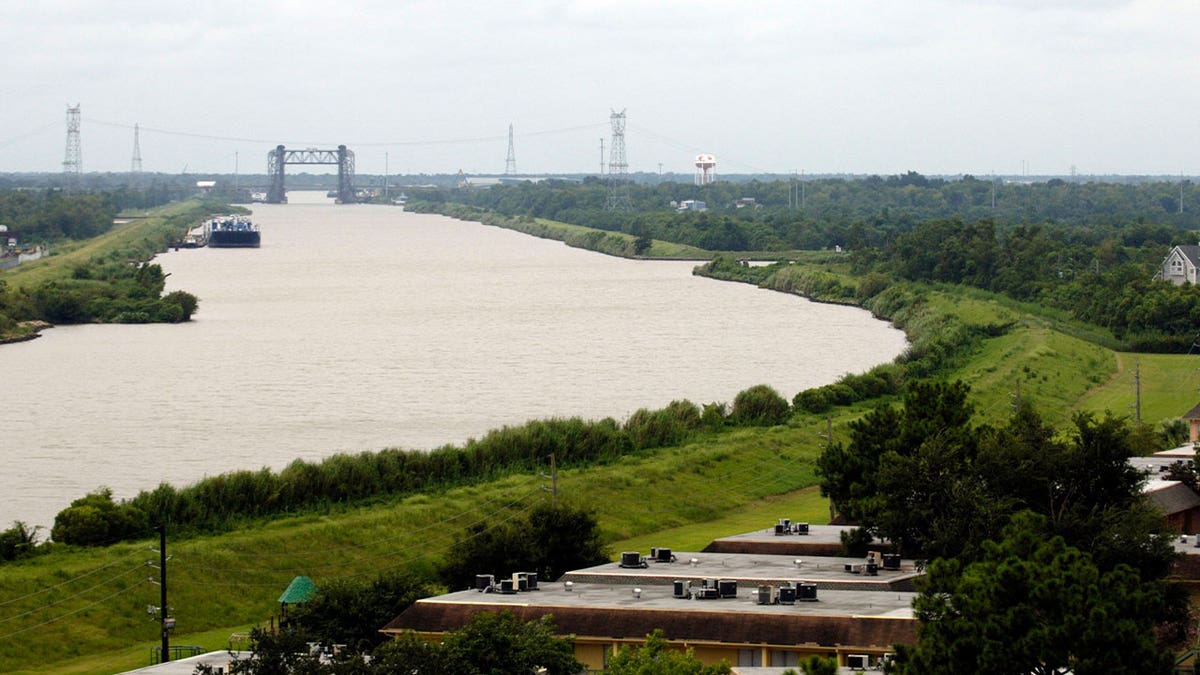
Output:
(0, 190), (117, 241)
(415, 173), (1200, 251)
(46, 386), (798, 547)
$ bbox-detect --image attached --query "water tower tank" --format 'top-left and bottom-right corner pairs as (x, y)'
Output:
(694, 153), (716, 185)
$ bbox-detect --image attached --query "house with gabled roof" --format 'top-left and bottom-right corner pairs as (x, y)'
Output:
(1160, 245), (1200, 285)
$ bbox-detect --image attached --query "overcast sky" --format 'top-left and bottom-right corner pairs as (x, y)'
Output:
(2, 0), (1197, 177)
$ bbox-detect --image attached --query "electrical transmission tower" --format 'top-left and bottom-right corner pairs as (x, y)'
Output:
(505, 123), (516, 175)
(605, 108), (631, 210)
(131, 123), (143, 176)
(63, 104), (82, 188)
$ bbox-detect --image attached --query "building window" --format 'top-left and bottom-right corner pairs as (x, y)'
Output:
(1174, 259), (1184, 271)
(737, 648), (762, 666)
(770, 650), (800, 666)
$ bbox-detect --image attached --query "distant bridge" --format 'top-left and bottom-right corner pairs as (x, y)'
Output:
(267, 145), (355, 204)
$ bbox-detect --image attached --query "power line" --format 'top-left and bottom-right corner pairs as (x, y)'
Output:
(0, 563), (145, 626)
(84, 118), (604, 149)
(0, 548), (147, 607)
(0, 580), (142, 641)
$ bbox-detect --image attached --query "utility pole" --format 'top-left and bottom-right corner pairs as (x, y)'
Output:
(1134, 360), (1142, 424)
(541, 454), (558, 506)
(63, 104), (82, 189)
(130, 123), (142, 176)
(504, 123), (516, 176)
(819, 417), (834, 523)
(1011, 379), (1022, 412)
(605, 109), (631, 210)
(147, 525), (173, 662)
(598, 138), (605, 177)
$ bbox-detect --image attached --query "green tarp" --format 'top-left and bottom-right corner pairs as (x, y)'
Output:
(278, 575), (316, 604)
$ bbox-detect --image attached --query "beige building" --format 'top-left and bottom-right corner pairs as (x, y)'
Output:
(383, 527), (918, 670)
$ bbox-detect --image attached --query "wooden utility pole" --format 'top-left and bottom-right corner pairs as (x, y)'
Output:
(1134, 360), (1142, 424)
(542, 454), (558, 506)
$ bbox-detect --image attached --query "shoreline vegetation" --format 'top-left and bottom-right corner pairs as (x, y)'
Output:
(0, 199), (1187, 673)
(0, 199), (242, 344)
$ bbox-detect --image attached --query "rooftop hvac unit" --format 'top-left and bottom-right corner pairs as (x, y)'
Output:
(718, 579), (738, 598)
(526, 572), (538, 590)
(797, 582), (818, 601)
(619, 551), (647, 568)
(673, 580), (691, 599)
(475, 574), (494, 591)
(779, 518), (791, 528)
(866, 551), (883, 566)
(846, 654), (869, 669)
(882, 553), (902, 570)
(756, 585), (775, 605)
(774, 524), (787, 536)
(513, 572), (529, 592)
(793, 522), (810, 535)
(695, 586), (720, 600)
(1194, 535), (1200, 549)
(865, 562), (879, 576)
(498, 579), (516, 594)
(777, 585), (797, 605)
(651, 547), (675, 563)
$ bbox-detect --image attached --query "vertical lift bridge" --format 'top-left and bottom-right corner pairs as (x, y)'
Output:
(266, 145), (355, 204)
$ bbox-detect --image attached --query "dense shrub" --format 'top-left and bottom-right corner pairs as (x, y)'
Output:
(51, 489), (147, 546)
(731, 384), (791, 426)
(82, 403), (709, 541)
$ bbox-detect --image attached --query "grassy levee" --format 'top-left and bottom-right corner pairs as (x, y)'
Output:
(1076, 352), (1200, 425)
(1, 212), (1148, 674)
(2, 201), (217, 292)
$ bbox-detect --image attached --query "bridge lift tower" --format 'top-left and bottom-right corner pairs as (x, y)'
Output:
(267, 145), (356, 204)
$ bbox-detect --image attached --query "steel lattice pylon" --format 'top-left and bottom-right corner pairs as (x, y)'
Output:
(131, 123), (142, 176)
(63, 104), (81, 188)
(266, 145), (356, 204)
(605, 109), (631, 211)
(505, 123), (516, 175)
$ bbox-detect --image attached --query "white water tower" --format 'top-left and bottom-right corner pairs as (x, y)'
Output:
(694, 154), (716, 186)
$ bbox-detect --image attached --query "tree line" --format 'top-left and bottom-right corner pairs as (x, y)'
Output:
(414, 173), (1200, 252)
(0, 194), (213, 337)
(41, 386), (795, 548)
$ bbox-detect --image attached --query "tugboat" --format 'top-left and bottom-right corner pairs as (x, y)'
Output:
(207, 215), (260, 248)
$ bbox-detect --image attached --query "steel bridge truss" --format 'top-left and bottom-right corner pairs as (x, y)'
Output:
(266, 145), (355, 204)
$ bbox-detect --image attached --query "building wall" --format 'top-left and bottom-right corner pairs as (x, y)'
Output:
(1162, 249), (1196, 286)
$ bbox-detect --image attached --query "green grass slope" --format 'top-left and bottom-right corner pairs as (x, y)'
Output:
(1, 214), (1158, 674)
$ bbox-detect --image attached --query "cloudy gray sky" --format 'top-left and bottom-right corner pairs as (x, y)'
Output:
(2, 0), (1196, 176)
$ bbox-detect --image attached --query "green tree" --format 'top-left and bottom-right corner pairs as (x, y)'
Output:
(0, 521), (41, 562)
(891, 512), (1172, 675)
(439, 501), (608, 588)
(50, 488), (147, 546)
(289, 571), (433, 651)
(605, 629), (731, 674)
(438, 611), (582, 675)
(730, 384), (790, 426)
(797, 654), (838, 675)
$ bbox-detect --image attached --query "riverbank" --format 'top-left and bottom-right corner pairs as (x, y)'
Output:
(0, 320), (50, 344)
(0, 206), (1142, 674)
(0, 200), (226, 343)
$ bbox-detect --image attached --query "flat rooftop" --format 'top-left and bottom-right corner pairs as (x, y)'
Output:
(562, 550), (921, 592)
(387, 579), (918, 649)
(704, 524), (857, 556)
(415, 581), (914, 619)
